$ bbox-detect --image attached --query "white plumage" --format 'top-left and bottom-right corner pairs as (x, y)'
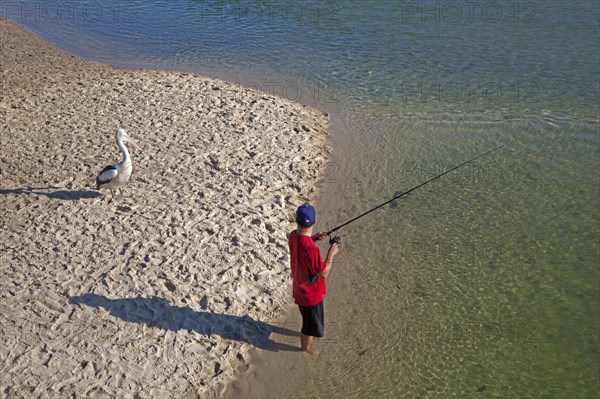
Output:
(96, 128), (141, 197)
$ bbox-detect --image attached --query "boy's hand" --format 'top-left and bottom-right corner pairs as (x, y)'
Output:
(312, 232), (327, 241)
(327, 243), (340, 257)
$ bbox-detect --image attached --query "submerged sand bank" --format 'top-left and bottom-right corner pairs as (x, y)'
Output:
(0, 18), (329, 398)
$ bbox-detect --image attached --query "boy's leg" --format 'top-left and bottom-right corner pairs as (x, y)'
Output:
(300, 333), (315, 354)
(298, 302), (323, 355)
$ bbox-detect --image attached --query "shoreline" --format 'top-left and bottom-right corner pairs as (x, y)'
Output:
(223, 114), (349, 398)
(0, 17), (331, 398)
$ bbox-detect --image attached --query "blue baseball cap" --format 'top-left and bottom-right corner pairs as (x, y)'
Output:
(296, 203), (316, 226)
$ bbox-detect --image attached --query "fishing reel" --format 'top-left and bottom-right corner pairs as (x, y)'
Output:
(329, 235), (342, 245)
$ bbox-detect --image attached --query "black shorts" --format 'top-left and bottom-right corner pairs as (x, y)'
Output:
(298, 301), (324, 337)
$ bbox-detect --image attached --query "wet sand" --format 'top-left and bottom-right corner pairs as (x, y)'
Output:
(0, 17), (330, 398)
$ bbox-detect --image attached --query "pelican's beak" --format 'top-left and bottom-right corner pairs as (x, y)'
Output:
(124, 136), (142, 151)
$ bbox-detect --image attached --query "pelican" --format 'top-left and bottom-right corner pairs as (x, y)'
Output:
(96, 128), (142, 198)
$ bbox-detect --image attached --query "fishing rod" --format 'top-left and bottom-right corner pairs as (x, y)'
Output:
(325, 145), (504, 243)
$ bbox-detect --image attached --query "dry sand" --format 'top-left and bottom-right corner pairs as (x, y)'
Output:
(0, 17), (330, 398)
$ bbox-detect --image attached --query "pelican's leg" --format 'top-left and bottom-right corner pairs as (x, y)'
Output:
(110, 189), (115, 198)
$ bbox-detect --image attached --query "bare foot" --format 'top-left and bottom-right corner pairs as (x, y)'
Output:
(301, 347), (320, 356)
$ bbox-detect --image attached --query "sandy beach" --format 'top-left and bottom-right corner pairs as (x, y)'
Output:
(0, 17), (330, 398)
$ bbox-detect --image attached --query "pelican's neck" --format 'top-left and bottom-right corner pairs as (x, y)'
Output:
(117, 137), (131, 166)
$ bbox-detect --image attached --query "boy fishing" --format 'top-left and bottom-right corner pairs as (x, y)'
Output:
(288, 203), (340, 354)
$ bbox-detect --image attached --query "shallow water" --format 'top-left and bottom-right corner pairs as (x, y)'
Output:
(4, 0), (599, 397)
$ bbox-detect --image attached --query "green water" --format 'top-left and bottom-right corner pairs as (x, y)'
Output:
(311, 117), (599, 398)
(5, 0), (599, 397)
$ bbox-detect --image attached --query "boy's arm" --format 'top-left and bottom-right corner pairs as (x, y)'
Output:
(311, 232), (327, 241)
(318, 243), (339, 279)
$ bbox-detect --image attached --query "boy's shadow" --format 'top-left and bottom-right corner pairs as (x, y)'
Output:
(69, 293), (299, 352)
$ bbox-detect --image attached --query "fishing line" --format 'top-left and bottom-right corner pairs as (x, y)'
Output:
(326, 145), (504, 241)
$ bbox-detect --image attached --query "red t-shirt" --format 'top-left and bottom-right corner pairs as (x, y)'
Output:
(288, 231), (327, 306)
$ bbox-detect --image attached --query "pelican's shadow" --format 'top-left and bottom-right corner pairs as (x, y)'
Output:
(0, 186), (101, 200)
(69, 293), (299, 352)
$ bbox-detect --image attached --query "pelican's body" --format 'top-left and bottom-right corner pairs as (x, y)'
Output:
(96, 128), (141, 197)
